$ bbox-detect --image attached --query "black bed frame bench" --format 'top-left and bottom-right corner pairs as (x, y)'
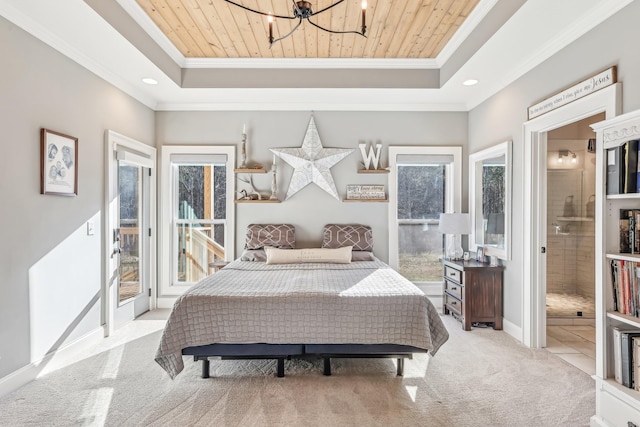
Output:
(182, 343), (427, 378)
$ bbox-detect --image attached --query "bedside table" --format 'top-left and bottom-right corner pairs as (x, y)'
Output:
(441, 258), (504, 331)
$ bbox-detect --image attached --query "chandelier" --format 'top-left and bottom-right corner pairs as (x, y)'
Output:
(224, 0), (368, 46)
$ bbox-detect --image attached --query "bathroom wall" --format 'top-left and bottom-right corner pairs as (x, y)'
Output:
(546, 139), (596, 299)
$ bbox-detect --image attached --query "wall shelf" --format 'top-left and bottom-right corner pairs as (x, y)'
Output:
(234, 168), (267, 173)
(343, 199), (388, 203)
(357, 169), (389, 174)
(235, 199), (280, 203)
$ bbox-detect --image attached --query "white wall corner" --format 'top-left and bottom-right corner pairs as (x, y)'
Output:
(502, 317), (522, 343)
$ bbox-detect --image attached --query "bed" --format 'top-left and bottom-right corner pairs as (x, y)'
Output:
(155, 224), (449, 379)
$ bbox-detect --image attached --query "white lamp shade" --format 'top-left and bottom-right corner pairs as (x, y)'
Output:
(439, 213), (470, 234)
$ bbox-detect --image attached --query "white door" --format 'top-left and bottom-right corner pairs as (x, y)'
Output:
(105, 131), (156, 334)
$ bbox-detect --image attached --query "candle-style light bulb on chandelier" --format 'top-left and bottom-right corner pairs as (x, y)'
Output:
(224, 0), (368, 47)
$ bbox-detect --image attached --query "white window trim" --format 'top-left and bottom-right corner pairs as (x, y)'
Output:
(388, 146), (463, 271)
(159, 145), (235, 300)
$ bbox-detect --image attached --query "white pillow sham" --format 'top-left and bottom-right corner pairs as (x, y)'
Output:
(264, 246), (353, 265)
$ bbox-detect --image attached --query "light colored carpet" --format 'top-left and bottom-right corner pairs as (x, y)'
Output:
(0, 312), (594, 426)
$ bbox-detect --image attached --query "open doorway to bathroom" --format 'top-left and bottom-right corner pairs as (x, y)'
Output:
(545, 113), (603, 374)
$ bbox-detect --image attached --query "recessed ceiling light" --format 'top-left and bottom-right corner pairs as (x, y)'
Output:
(142, 77), (158, 85)
(463, 79), (479, 86)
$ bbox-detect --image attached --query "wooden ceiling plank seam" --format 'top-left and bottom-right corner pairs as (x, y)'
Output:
(171, 0), (218, 56)
(399, 0), (453, 58)
(420, 0), (471, 57)
(338, 0), (360, 58)
(136, 0), (197, 56)
(370, 0), (409, 58)
(226, 1), (264, 57)
(315, 0), (332, 57)
(397, 0), (450, 58)
(149, 0), (206, 57)
(191, 0), (240, 58)
(459, 0), (478, 16)
(181, 0), (227, 57)
(328, 0), (348, 57)
(204, 0), (251, 57)
(381, 0), (421, 58)
(430, 10), (468, 56)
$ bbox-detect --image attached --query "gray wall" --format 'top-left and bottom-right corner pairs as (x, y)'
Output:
(155, 111), (468, 262)
(0, 17), (155, 379)
(468, 1), (640, 328)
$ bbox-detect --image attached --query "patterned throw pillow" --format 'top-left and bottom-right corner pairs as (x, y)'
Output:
(322, 224), (373, 252)
(245, 224), (296, 250)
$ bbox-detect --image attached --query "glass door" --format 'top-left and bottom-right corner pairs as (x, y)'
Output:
(118, 161), (149, 315)
(116, 158), (150, 318)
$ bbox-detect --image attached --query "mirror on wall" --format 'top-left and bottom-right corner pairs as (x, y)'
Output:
(469, 141), (512, 260)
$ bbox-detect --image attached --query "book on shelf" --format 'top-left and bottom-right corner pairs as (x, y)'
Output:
(607, 140), (640, 194)
(609, 259), (640, 317)
(612, 327), (640, 388)
(607, 145), (625, 195)
(634, 336), (640, 391)
(625, 140), (639, 193)
(619, 209), (640, 254)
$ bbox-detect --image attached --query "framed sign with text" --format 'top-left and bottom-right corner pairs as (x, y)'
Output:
(527, 66), (617, 120)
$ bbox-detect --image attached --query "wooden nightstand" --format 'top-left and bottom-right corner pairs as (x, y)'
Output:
(441, 258), (504, 331)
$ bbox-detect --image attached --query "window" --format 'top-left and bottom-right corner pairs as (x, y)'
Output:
(388, 147), (462, 284)
(160, 147), (235, 296)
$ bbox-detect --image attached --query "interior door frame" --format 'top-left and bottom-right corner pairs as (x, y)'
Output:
(104, 130), (157, 337)
(522, 83), (620, 348)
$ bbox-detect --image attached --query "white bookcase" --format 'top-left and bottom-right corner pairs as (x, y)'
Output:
(592, 109), (640, 427)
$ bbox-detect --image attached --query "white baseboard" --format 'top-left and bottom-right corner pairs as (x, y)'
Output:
(502, 317), (522, 343)
(0, 327), (104, 398)
(156, 296), (178, 309)
(590, 415), (605, 426)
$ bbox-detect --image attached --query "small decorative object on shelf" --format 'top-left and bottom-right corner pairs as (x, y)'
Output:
(345, 184), (386, 201)
(239, 123), (248, 169)
(237, 175), (263, 200)
(359, 142), (383, 171)
(269, 155), (278, 200)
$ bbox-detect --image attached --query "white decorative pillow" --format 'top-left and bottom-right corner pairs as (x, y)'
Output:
(265, 246), (353, 265)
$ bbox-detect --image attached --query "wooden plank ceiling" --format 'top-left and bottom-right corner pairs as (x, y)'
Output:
(135, 0), (479, 59)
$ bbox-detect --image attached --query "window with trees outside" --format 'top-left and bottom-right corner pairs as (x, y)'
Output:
(175, 164), (227, 284)
(160, 147), (235, 296)
(388, 147), (462, 285)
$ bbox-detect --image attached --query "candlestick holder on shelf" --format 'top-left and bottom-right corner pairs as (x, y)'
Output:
(239, 130), (247, 169)
(269, 159), (278, 200)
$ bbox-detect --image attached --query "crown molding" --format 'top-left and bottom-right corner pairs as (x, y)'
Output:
(114, 0), (185, 67)
(436, 0), (498, 66)
(183, 57), (439, 70)
(465, 0), (633, 110)
(0, 1), (158, 109)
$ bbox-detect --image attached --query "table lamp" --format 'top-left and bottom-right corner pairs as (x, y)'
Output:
(439, 213), (470, 260)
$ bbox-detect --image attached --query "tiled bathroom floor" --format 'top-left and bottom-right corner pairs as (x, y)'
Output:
(546, 324), (596, 375)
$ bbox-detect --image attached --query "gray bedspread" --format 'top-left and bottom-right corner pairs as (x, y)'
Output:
(155, 259), (449, 378)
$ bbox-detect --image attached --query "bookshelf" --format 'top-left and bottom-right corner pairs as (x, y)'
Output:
(592, 109), (640, 426)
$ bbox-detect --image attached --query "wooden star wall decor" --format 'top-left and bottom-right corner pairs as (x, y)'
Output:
(270, 117), (353, 200)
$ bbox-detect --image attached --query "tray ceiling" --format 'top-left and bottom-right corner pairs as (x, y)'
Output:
(134, 0), (480, 59)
